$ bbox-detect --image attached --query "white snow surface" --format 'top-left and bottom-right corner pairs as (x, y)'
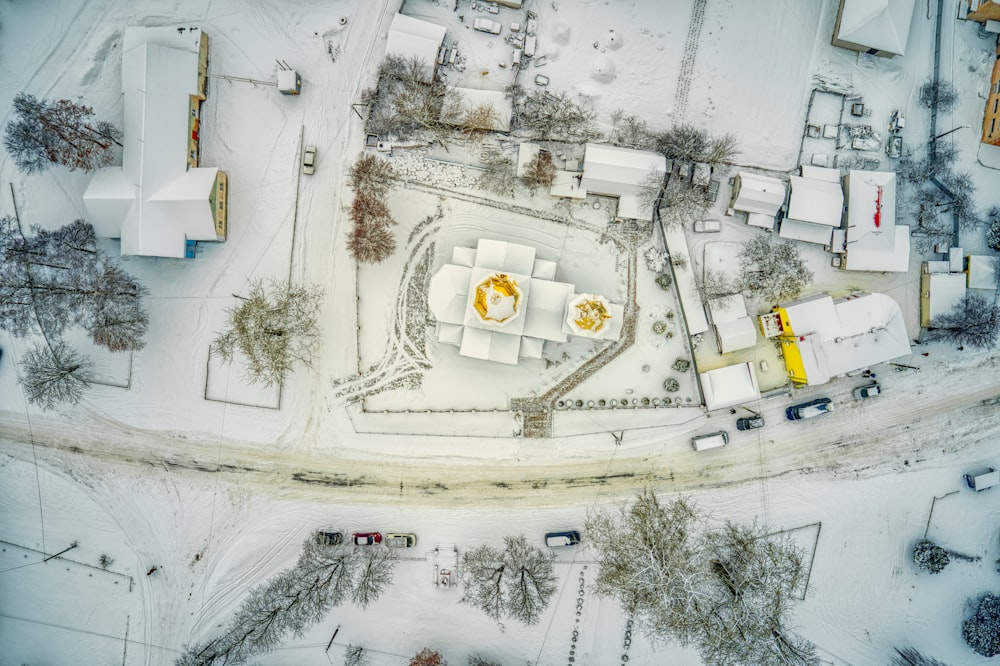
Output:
(1, 1), (1000, 665)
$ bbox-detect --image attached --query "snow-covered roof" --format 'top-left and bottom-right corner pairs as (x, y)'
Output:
(699, 362), (761, 411)
(82, 27), (221, 258)
(447, 87), (511, 132)
(925, 273), (967, 324)
(429, 239), (621, 365)
(843, 170), (909, 272)
(731, 172), (785, 217)
(787, 175), (844, 227)
(779, 219), (835, 246)
(779, 292), (911, 384)
(967, 255), (998, 290)
(580, 143), (665, 222)
(386, 13), (446, 83)
(835, 0), (916, 56)
(707, 296), (757, 353)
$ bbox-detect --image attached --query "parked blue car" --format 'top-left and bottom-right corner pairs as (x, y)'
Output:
(786, 397), (833, 420)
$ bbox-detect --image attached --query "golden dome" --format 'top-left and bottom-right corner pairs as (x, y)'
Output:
(572, 296), (612, 332)
(473, 273), (522, 324)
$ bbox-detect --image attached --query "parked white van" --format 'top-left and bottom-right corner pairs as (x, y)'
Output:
(692, 431), (729, 451)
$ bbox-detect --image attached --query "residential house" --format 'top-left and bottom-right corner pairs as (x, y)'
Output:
(579, 143), (666, 222)
(779, 166), (844, 246)
(832, 0), (917, 57)
(385, 13), (447, 83)
(729, 172), (786, 229)
(83, 26), (227, 259)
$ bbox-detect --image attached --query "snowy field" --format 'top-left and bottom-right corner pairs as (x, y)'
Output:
(2, 0), (1000, 665)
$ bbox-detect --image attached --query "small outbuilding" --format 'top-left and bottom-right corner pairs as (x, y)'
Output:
(580, 143), (666, 222)
(699, 362), (761, 411)
(780, 167), (844, 246)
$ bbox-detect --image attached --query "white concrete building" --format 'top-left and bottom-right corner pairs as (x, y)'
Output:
(580, 143), (666, 222)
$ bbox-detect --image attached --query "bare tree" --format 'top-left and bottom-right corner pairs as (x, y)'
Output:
(348, 218), (397, 264)
(696, 268), (741, 305)
(738, 234), (813, 303)
(4, 92), (122, 173)
(19, 340), (94, 410)
(466, 656), (502, 666)
(349, 153), (397, 198)
(461, 103), (501, 143)
(659, 177), (709, 229)
(177, 538), (396, 666)
(347, 155), (398, 264)
(344, 644), (370, 666)
(919, 79), (959, 112)
(362, 56), (461, 143)
(930, 293), (1000, 349)
(699, 521), (815, 666)
(213, 279), (324, 387)
(1, 217), (148, 351)
(655, 123), (710, 161)
(410, 648), (447, 666)
(636, 168), (666, 218)
(460, 535), (557, 625)
(520, 151), (556, 194)
(963, 593), (1000, 657)
(706, 132), (740, 164)
(512, 88), (598, 141)
(609, 109), (655, 150)
(477, 152), (517, 197)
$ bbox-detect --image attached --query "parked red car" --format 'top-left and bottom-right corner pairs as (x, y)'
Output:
(352, 532), (382, 545)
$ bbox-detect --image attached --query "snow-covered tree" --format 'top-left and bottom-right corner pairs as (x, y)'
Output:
(410, 648), (447, 666)
(963, 593), (1000, 657)
(4, 93), (121, 173)
(512, 87), (597, 141)
(19, 340), (94, 410)
(461, 103), (500, 142)
(738, 234), (813, 303)
(177, 538), (396, 666)
(466, 656), (502, 666)
(520, 151), (556, 194)
(0, 217), (148, 351)
(930, 293), (1000, 349)
(586, 491), (817, 665)
(659, 177), (709, 229)
(477, 152), (517, 197)
(986, 207), (1000, 252)
(347, 155), (398, 264)
(460, 535), (557, 625)
(213, 279), (324, 387)
(349, 153), (398, 198)
(912, 539), (951, 574)
(610, 110), (655, 150)
(655, 123), (710, 161)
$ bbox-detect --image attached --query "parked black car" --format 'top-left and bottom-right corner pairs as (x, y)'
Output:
(736, 415), (765, 430)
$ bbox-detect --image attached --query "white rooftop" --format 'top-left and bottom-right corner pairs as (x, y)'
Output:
(731, 172), (785, 218)
(786, 174), (844, 227)
(967, 255), (998, 290)
(385, 13), (446, 83)
(699, 362), (761, 411)
(82, 26), (220, 258)
(580, 143), (666, 222)
(706, 296), (757, 353)
(843, 170), (909, 272)
(836, 0), (916, 56)
(925, 273), (967, 324)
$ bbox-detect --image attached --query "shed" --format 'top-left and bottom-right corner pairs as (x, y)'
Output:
(699, 362), (761, 411)
(385, 13), (446, 83)
(967, 255), (999, 289)
(707, 296), (758, 354)
(832, 0), (916, 57)
(920, 272), (967, 327)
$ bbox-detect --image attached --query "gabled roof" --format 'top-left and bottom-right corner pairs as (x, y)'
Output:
(732, 172), (785, 217)
(787, 175), (844, 227)
(83, 27), (220, 258)
(836, 0), (916, 56)
(700, 362), (761, 411)
(386, 13), (446, 83)
(580, 144), (666, 222)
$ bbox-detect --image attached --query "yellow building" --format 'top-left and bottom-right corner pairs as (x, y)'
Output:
(758, 292), (911, 385)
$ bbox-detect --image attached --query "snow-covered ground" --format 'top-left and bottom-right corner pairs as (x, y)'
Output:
(2, 0), (1000, 665)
